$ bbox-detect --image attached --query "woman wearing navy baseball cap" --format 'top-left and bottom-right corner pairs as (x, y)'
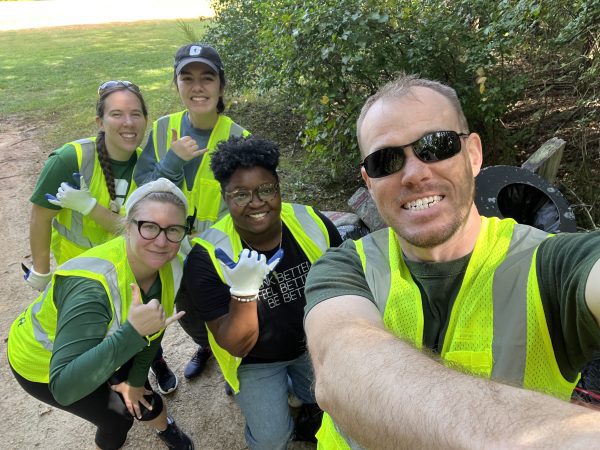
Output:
(134, 43), (251, 386)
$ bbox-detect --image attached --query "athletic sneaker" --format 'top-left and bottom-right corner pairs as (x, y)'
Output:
(157, 415), (194, 449)
(292, 403), (323, 443)
(150, 357), (178, 395)
(288, 392), (303, 408)
(183, 346), (213, 380)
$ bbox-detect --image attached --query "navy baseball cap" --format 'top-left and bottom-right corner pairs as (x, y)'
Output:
(174, 43), (224, 77)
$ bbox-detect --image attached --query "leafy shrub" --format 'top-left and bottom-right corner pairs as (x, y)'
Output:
(206, 0), (597, 179)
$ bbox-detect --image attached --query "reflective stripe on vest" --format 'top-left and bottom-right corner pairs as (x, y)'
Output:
(28, 257), (122, 350)
(152, 112), (248, 233)
(490, 223), (549, 383)
(191, 203), (329, 393)
(51, 139), (97, 250)
(30, 293), (52, 351)
(318, 217), (578, 449)
(50, 138), (139, 264)
(61, 257), (124, 334)
(7, 237), (180, 383)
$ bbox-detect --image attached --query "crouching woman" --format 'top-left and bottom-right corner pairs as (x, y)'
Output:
(7, 178), (194, 450)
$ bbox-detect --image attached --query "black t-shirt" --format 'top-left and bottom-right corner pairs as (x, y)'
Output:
(179, 209), (342, 364)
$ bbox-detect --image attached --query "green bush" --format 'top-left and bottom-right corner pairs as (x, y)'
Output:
(207, 0), (598, 175)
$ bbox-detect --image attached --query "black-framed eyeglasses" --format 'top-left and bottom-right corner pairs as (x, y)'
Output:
(132, 220), (188, 243)
(224, 182), (280, 207)
(98, 80), (140, 96)
(361, 131), (469, 178)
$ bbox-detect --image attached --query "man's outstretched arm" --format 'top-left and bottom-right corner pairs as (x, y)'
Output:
(305, 295), (600, 450)
(585, 258), (600, 326)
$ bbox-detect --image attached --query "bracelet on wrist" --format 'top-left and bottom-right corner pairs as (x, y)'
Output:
(231, 293), (258, 303)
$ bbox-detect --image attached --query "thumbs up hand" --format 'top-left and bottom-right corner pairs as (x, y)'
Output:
(126, 283), (185, 337)
(45, 173), (97, 215)
(169, 128), (207, 161)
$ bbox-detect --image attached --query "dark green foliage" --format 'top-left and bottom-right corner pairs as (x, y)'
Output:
(205, 0), (598, 227)
(208, 0), (596, 162)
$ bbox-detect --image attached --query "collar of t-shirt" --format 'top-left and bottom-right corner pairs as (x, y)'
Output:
(403, 252), (472, 278)
(141, 275), (162, 304)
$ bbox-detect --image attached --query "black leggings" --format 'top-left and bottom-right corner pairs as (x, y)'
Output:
(176, 288), (209, 347)
(10, 364), (163, 450)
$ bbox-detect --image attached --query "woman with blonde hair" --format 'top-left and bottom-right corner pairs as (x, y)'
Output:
(9, 178), (194, 450)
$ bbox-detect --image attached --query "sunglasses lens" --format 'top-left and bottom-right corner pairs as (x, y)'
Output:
(414, 131), (461, 162)
(363, 148), (405, 178)
(362, 131), (464, 178)
(99, 80), (122, 90)
(380, 148), (405, 176)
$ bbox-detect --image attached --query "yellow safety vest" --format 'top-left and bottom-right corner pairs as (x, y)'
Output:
(152, 112), (249, 233)
(192, 202), (330, 393)
(51, 137), (139, 264)
(317, 216), (579, 449)
(8, 236), (182, 383)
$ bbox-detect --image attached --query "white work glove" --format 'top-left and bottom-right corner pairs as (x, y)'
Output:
(215, 248), (284, 297)
(45, 173), (97, 216)
(22, 263), (52, 292)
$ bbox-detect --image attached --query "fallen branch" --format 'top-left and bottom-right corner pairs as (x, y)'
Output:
(562, 184), (598, 231)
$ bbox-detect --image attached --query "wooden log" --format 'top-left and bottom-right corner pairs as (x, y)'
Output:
(521, 137), (565, 183)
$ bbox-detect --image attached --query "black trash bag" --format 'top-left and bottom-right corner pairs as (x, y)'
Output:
(475, 165), (577, 233)
(322, 210), (372, 240)
(337, 223), (370, 241)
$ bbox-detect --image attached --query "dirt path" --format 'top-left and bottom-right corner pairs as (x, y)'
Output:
(0, 118), (313, 449)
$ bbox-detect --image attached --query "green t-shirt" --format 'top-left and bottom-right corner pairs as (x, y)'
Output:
(30, 141), (136, 211)
(48, 274), (163, 405)
(305, 228), (600, 382)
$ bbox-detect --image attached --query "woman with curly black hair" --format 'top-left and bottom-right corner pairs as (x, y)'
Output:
(177, 136), (343, 449)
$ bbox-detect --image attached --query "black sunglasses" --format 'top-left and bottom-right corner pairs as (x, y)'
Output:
(97, 80), (140, 96)
(361, 130), (469, 178)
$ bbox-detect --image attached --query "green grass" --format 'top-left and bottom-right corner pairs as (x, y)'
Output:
(0, 18), (358, 213)
(0, 19), (210, 148)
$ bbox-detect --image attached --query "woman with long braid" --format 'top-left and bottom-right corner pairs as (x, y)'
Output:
(25, 80), (148, 291)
